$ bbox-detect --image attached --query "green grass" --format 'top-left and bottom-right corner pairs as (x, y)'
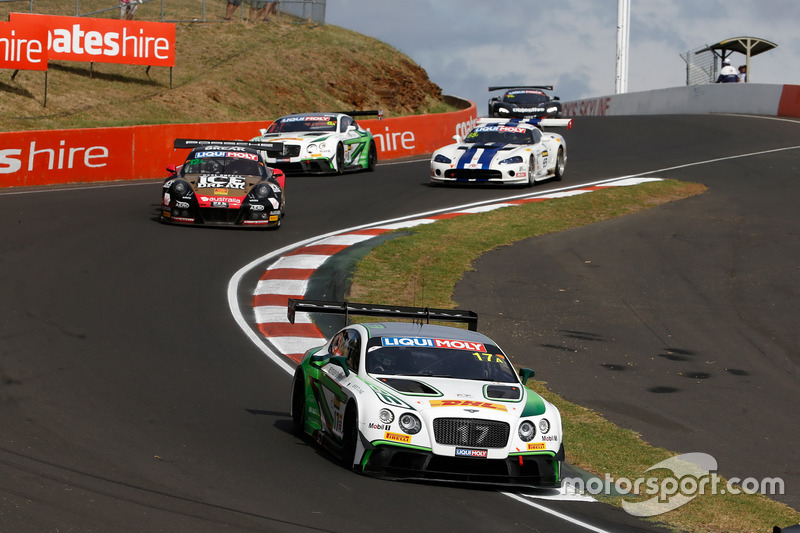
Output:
(346, 179), (800, 533)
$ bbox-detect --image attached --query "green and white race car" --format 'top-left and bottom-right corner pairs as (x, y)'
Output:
(287, 299), (564, 488)
(251, 112), (379, 175)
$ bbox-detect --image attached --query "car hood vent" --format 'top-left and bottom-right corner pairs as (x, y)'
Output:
(485, 384), (522, 400)
(377, 378), (439, 395)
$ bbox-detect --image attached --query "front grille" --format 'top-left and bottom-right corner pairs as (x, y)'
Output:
(266, 145), (301, 158)
(198, 207), (240, 224)
(433, 418), (510, 448)
(444, 169), (503, 180)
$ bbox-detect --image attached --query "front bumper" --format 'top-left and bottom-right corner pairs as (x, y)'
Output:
(160, 206), (280, 228)
(361, 442), (563, 488)
(430, 165), (529, 186)
(270, 157), (336, 175)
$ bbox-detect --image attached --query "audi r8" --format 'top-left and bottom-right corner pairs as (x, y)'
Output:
(488, 86), (562, 119)
(288, 299), (564, 488)
(160, 139), (286, 229)
(251, 111), (380, 175)
(430, 118), (572, 186)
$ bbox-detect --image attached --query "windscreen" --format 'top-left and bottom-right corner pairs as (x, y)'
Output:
(366, 336), (518, 383)
(266, 116), (338, 133)
(182, 152), (266, 178)
(464, 125), (534, 145)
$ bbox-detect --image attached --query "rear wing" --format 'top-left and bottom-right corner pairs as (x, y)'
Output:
(476, 117), (573, 130)
(288, 298), (478, 331)
(174, 138), (283, 151)
(333, 109), (384, 120)
(488, 85), (554, 91)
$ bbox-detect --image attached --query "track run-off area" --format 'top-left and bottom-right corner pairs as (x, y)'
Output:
(1, 114), (799, 532)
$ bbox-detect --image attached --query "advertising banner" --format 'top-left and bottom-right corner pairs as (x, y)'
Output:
(0, 20), (49, 71)
(0, 103), (479, 188)
(8, 13), (175, 67)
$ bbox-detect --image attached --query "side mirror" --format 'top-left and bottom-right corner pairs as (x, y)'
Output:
(553, 96), (560, 101)
(452, 134), (462, 143)
(259, 128), (268, 136)
(329, 355), (351, 377)
(166, 164), (177, 176)
(518, 368), (535, 385)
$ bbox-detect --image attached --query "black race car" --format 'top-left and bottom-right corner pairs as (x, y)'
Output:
(161, 139), (286, 229)
(488, 86), (562, 119)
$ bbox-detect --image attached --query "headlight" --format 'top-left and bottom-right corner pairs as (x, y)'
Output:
(546, 106), (558, 114)
(379, 409), (395, 424)
(499, 156), (523, 165)
(307, 143), (317, 153)
(253, 183), (271, 199)
(398, 413), (421, 435)
(171, 180), (190, 195)
(433, 154), (451, 164)
(498, 107), (509, 114)
(518, 420), (536, 442)
(539, 418), (551, 434)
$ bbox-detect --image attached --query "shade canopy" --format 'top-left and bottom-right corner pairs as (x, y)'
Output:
(695, 36), (778, 82)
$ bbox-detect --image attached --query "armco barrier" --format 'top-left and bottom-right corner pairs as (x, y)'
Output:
(561, 83), (800, 118)
(0, 99), (477, 188)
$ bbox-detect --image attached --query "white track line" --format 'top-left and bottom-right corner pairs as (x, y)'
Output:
(502, 491), (613, 533)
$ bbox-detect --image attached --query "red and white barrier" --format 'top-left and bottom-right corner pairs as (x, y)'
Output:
(0, 102), (477, 188)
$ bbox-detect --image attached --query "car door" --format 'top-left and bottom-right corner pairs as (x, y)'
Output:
(317, 328), (362, 439)
(530, 128), (549, 178)
(339, 116), (368, 166)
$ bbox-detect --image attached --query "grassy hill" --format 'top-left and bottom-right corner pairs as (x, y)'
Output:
(0, 4), (453, 131)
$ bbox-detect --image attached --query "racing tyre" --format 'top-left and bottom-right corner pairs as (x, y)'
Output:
(341, 404), (359, 470)
(335, 144), (345, 175)
(526, 156), (536, 187)
(291, 371), (306, 436)
(367, 142), (377, 172)
(554, 147), (565, 181)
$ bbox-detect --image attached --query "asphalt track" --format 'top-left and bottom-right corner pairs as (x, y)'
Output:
(0, 114), (797, 532)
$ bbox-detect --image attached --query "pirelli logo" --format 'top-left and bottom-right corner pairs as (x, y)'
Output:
(527, 442), (546, 451)
(429, 400), (507, 412)
(384, 431), (412, 444)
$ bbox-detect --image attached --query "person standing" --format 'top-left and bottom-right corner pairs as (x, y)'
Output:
(248, 0), (275, 22)
(738, 65), (747, 83)
(225, 0), (243, 21)
(716, 58), (738, 83)
(259, 1), (276, 21)
(119, 0), (139, 20)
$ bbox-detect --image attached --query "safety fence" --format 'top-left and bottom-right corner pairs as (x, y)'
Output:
(681, 45), (717, 86)
(0, 99), (477, 188)
(0, 0), (325, 24)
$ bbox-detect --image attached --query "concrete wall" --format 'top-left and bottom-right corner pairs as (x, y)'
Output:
(561, 83), (800, 118)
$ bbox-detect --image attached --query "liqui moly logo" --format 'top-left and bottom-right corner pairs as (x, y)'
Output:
(380, 337), (485, 352)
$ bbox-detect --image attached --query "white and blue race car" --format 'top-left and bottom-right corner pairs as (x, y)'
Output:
(430, 118), (572, 186)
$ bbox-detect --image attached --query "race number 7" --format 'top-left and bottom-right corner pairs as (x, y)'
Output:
(472, 352), (505, 363)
